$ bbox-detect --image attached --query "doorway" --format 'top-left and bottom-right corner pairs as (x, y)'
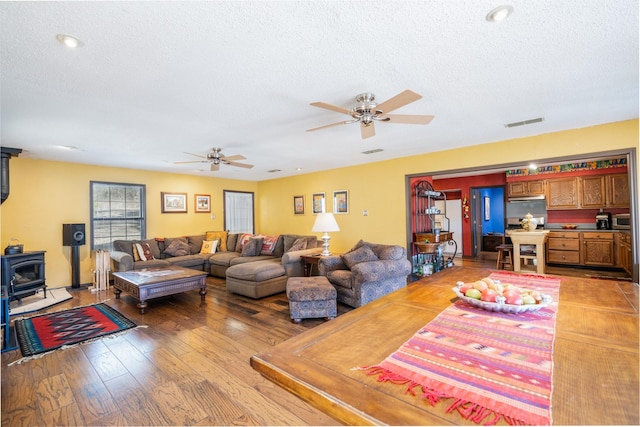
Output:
(471, 186), (505, 258)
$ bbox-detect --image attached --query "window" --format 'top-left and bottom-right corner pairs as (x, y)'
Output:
(224, 190), (254, 234)
(91, 181), (146, 250)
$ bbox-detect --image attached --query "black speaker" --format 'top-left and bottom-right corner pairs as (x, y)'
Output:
(62, 223), (86, 246)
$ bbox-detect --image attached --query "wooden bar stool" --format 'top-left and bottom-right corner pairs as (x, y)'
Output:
(496, 244), (513, 270)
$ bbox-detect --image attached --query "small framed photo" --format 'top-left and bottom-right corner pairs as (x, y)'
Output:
(312, 192), (325, 214)
(195, 194), (211, 213)
(161, 192), (187, 213)
(333, 190), (349, 214)
(293, 195), (305, 215)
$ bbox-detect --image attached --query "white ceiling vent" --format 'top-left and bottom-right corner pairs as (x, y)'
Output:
(504, 117), (545, 128)
(362, 149), (384, 155)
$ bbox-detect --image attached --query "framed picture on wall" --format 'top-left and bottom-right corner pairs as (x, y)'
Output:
(484, 196), (490, 220)
(195, 194), (211, 213)
(293, 195), (305, 215)
(161, 192), (187, 213)
(333, 190), (349, 214)
(312, 192), (325, 214)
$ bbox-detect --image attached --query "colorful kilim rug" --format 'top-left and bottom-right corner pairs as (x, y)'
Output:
(14, 303), (137, 360)
(362, 272), (561, 426)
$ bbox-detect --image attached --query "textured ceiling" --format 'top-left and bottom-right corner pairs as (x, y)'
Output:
(1, 1), (638, 181)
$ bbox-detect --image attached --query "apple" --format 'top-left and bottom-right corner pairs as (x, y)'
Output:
(522, 294), (536, 305)
(465, 288), (482, 299)
(505, 293), (523, 305)
(472, 281), (488, 292)
(459, 282), (473, 294)
(481, 289), (498, 302)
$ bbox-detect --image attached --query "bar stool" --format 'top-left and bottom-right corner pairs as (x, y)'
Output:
(496, 244), (513, 270)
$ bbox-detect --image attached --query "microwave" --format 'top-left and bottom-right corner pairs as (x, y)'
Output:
(612, 213), (631, 229)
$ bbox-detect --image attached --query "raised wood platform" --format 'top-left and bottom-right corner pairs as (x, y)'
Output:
(251, 266), (639, 425)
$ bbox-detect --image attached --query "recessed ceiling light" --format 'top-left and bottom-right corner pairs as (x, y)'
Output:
(56, 34), (82, 48)
(486, 5), (513, 22)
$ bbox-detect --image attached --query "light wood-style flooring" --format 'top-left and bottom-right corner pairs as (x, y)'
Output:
(1, 258), (633, 426)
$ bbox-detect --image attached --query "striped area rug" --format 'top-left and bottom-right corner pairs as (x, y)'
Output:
(363, 272), (561, 426)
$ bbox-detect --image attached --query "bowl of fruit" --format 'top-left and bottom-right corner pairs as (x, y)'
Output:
(452, 277), (552, 314)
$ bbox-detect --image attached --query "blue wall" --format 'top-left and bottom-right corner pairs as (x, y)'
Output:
(480, 187), (505, 234)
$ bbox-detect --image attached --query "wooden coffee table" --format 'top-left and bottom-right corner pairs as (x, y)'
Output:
(112, 266), (207, 314)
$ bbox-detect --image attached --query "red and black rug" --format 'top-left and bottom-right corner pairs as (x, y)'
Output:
(14, 303), (137, 359)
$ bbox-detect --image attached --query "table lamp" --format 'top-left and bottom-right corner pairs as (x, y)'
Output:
(312, 213), (340, 256)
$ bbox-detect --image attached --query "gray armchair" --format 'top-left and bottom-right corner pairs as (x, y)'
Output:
(318, 241), (412, 308)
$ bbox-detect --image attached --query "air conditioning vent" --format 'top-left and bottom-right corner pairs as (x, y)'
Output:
(267, 169), (282, 173)
(362, 148), (383, 155)
(504, 117), (544, 128)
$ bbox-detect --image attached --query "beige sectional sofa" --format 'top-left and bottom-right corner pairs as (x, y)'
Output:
(110, 232), (322, 299)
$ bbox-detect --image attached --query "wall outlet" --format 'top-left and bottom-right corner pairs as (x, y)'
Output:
(363, 210), (368, 216)
(211, 214), (216, 220)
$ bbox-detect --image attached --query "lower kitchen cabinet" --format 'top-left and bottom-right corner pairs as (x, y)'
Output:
(582, 232), (615, 267)
(616, 232), (633, 276)
(547, 230), (619, 268)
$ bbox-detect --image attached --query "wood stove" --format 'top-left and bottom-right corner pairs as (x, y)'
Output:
(1, 251), (47, 302)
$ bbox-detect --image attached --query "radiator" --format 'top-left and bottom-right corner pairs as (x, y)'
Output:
(91, 250), (111, 292)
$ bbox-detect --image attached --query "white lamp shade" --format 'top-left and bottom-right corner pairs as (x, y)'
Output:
(312, 213), (340, 232)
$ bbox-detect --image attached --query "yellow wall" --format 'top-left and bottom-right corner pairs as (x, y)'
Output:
(1, 119), (637, 288)
(0, 161), (257, 287)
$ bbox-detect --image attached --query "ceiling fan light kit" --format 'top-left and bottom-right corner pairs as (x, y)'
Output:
(307, 89), (434, 139)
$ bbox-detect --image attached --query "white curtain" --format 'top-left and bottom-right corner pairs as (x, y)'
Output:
(224, 191), (254, 233)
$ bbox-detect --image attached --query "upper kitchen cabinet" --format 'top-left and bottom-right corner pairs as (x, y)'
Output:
(546, 177), (579, 209)
(607, 173), (629, 207)
(507, 180), (545, 198)
(580, 175), (606, 208)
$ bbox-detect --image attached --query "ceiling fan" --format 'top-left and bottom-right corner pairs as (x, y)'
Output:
(306, 89), (434, 139)
(174, 148), (253, 171)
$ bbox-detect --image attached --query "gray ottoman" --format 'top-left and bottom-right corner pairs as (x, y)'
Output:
(286, 276), (337, 323)
(226, 260), (288, 299)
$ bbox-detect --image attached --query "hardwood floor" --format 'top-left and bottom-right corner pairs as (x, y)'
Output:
(1, 258), (633, 426)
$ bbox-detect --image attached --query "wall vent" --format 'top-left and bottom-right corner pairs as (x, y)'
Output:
(504, 117), (544, 128)
(267, 169), (282, 173)
(362, 148), (383, 155)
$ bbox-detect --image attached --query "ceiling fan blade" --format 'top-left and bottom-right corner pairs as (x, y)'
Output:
(227, 161), (254, 169)
(361, 122), (375, 139)
(210, 163), (220, 172)
(384, 114), (434, 125)
(306, 121), (350, 132)
(184, 152), (208, 159)
(310, 102), (352, 115)
(222, 154), (246, 162)
(376, 89), (422, 113)
(174, 160), (208, 164)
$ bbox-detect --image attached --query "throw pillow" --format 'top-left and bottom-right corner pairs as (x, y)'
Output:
(205, 231), (228, 252)
(134, 242), (155, 261)
(341, 244), (378, 269)
(286, 237), (307, 252)
(241, 237), (263, 257)
(164, 239), (190, 257)
(236, 233), (254, 252)
(200, 239), (219, 254)
(259, 235), (279, 256)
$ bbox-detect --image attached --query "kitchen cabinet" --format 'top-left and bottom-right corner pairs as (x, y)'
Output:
(607, 173), (630, 207)
(579, 175), (606, 208)
(546, 177), (579, 209)
(582, 232), (615, 267)
(507, 180), (545, 198)
(616, 232), (633, 276)
(547, 231), (581, 264)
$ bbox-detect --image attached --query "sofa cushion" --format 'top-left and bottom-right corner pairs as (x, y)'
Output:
(206, 231), (229, 252)
(200, 240), (219, 254)
(287, 237), (307, 252)
(226, 260), (285, 282)
(236, 233), (254, 252)
(114, 239), (161, 260)
(227, 234), (240, 252)
(283, 234), (318, 253)
(187, 235), (205, 254)
(165, 254), (208, 269)
(326, 270), (354, 289)
(241, 237), (263, 257)
(134, 242), (156, 261)
(341, 244), (378, 269)
(164, 238), (190, 257)
(209, 251), (241, 267)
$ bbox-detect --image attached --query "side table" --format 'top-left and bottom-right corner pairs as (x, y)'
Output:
(300, 254), (324, 277)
